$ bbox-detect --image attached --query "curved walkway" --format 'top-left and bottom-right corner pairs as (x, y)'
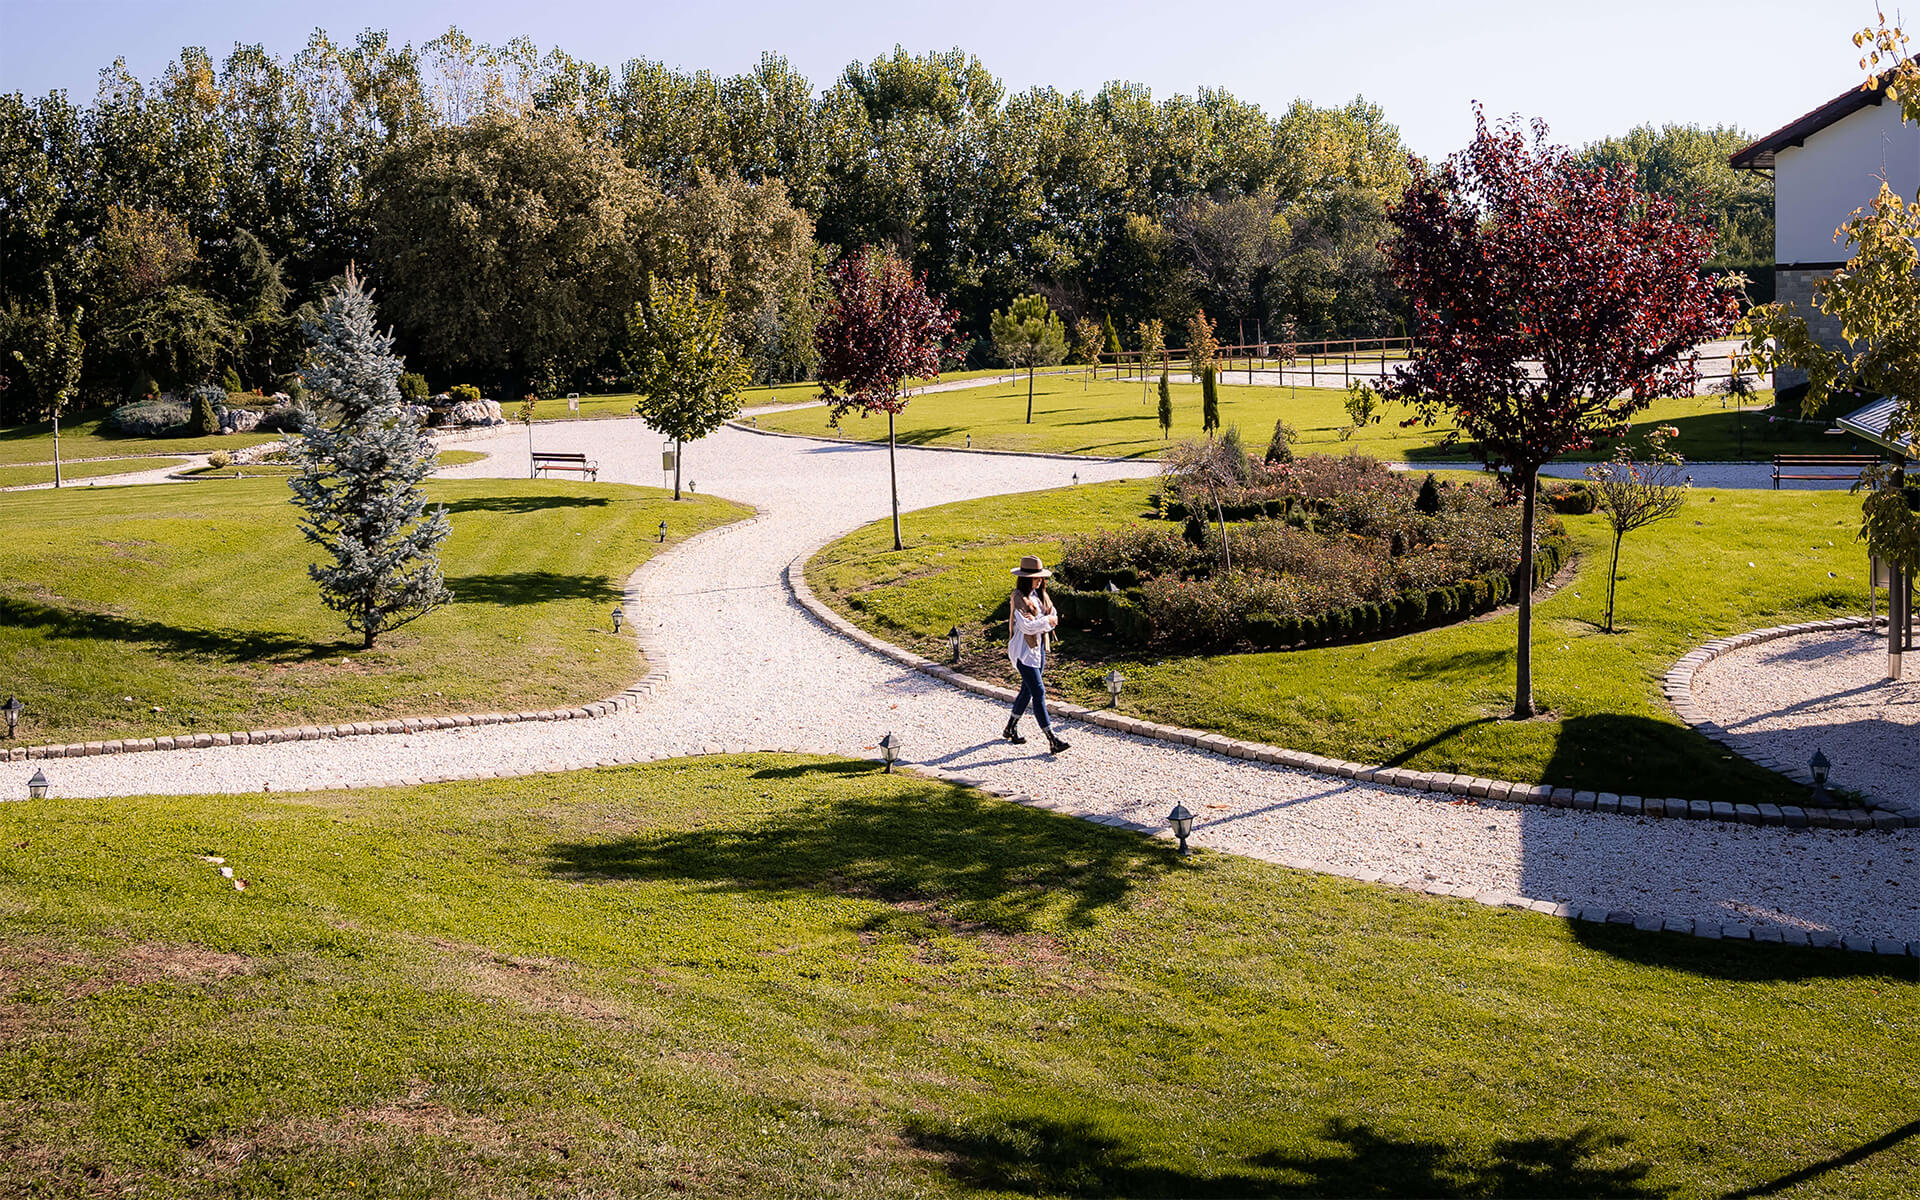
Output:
(18, 417), (1919, 950)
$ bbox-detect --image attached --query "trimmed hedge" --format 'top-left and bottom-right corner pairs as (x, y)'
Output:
(1048, 528), (1572, 653)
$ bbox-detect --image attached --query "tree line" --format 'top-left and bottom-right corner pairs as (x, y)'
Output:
(0, 26), (1772, 423)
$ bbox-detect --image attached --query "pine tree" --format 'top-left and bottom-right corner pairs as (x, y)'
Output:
(287, 268), (452, 649)
(1157, 370), (1173, 439)
(1201, 367), (1220, 435)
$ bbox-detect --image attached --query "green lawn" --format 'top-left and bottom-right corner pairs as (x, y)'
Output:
(807, 478), (1874, 807)
(756, 375), (1850, 463)
(0, 477), (747, 743)
(179, 449), (487, 479)
(0, 410), (278, 466)
(0, 457), (190, 488)
(2, 755), (1910, 1197)
(528, 370), (1050, 424)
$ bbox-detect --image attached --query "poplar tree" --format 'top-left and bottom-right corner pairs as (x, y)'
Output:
(1157, 370), (1173, 438)
(288, 269), (453, 650)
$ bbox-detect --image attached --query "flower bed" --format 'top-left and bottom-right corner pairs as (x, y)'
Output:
(1050, 454), (1569, 651)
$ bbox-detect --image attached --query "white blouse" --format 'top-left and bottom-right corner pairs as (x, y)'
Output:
(1007, 595), (1058, 669)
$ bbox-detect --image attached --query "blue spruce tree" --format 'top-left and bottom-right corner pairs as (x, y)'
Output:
(288, 269), (452, 648)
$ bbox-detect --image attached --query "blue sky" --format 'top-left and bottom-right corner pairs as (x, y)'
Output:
(0, 0), (1889, 156)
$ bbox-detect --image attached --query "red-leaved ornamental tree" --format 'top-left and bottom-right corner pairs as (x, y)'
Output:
(814, 247), (959, 550)
(1382, 111), (1737, 718)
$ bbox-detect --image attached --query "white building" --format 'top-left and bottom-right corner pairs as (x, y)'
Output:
(1732, 75), (1920, 382)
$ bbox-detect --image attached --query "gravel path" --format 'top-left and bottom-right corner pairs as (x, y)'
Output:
(22, 417), (1918, 945)
(0, 454), (213, 492)
(1694, 626), (1920, 810)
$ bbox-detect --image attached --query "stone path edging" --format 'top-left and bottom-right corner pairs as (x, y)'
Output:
(1664, 615), (1918, 822)
(1, 510), (766, 765)
(784, 540), (1912, 832)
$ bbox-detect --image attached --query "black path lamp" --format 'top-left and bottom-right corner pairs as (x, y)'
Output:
(2, 695), (21, 739)
(688, 480), (697, 495)
(1105, 668), (1125, 707)
(946, 625), (962, 663)
(879, 731), (900, 773)
(27, 769), (49, 800)
(1809, 749), (1831, 803)
(1072, 472), (1080, 486)
(658, 520), (668, 543)
(611, 606), (625, 633)
(1167, 803), (1194, 855)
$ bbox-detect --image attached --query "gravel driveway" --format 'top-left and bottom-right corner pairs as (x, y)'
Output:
(23, 417), (1918, 946)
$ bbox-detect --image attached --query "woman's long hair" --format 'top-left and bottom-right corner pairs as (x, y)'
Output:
(1015, 576), (1044, 600)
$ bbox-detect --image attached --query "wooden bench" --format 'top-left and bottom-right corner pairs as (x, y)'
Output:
(1771, 454), (1880, 489)
(532, 451), (598, 480)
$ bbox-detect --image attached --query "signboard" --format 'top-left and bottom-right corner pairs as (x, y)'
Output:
(567, 392), (580, 413)
(1873, 556), (1892, 588)
(662, 449), (677, 472)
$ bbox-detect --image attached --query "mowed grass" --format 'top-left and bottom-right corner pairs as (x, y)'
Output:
(0, 409), (277, 466)
(534, 369), (1044, 423)
(807, 478), (1875, 807)
(755, 375), (1848, 463)
(0, 456), (190, 488)
(0, 477), (747, 743)
(179, 449), (488, 479)
(1, 755), (1911, 1197)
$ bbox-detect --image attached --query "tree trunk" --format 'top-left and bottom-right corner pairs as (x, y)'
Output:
(888, 410), (903, 551)
(1605, 530), (1622, 633)
(1213, 491), (1231, 573)
(673, 438), (682, 501)
(1026, 366), (1035, 424)
(1514, 469), (1538, 718)
(52, 411), (62, 488)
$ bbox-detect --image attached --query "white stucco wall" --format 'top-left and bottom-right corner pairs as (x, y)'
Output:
(1774, 100), (1920, 264)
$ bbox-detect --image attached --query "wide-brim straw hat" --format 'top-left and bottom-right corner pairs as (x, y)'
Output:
(1011, 555), (1052, 579)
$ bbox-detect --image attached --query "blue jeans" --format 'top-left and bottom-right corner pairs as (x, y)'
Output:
(1010, 659), (1051, 731)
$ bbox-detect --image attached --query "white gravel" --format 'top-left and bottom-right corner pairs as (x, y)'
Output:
(1694, 627), (1920, 810)
(18, 416), (1918, 944)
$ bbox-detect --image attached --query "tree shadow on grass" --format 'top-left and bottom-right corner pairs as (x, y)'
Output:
(1537, 712), (1782, 802)
(544, 762), (1174, 931)
(893, 426), (967, 446)
(441, 571), (621, 606)
(0, 593), (350, 664)
(906, 1112), (1660, 1198)
(436, 495), (610, 514)
(1565, 921), (1918, 984)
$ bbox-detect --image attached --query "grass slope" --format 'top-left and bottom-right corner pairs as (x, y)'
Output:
(1, 755), (1911, 1197)
(806, 479), (1874, 806)
(755, 375), (1848, 463)
(0, 457), (190, 488)
(0, 477), (747, 743)
(530, 370), (1045, 424)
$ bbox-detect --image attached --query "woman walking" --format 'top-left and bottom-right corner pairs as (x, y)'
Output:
(1004, 555), (1070, 754)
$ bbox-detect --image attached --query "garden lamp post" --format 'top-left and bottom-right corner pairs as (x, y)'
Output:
(611, 607), (624, 634)
(947, 625), (962, 663)
(1072, 472), (1080, 486)
(1167, 803), (1194, 855)
(879, 731), (900, 773)
(1105, 669), (1125, 707)
(658, 520), (668, 543)
(688, 481), (697, 495)
(27, 770), (49, 801)
(1809, 749), (1831, 803)
(2, 696), (21, 739)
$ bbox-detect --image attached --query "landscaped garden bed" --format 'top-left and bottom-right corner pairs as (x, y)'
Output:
(806, 477), (1872, 807)
(0, 476), (747, 743)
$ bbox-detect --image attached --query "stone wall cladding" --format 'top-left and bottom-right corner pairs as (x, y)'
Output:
(784, 537), (1915, 832)
(1771, 267), (1849, 392)
(0, 509), (766, 765)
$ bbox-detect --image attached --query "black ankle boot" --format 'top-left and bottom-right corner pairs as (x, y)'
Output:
(1046, 730), (1070, 755)
(1003, 718), (1027, 745)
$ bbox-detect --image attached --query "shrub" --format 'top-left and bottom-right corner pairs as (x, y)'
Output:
(448, 383), (483, 403)
(220, 366), (243, 393)
(1058, 523), (1197, 589)
(207, 450), (233, 469)
(1265, 420), (1296, 464)
(190, 384), (223, 435)
(1542, 478), (1597, 514)
(1416, 473), (1442, 514)
(106, 399), (188, 435)
(284, 376), (309, 406)
(398, 372), (430, 401)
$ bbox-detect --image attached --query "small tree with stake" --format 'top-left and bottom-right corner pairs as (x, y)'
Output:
(1381, 109), (1736, 717)
(990, 294), (1067, 424)
(1070, 315), (1103, 389)
(814, 247), (958, 551)
(1157, 370), (1174, 439)
(1584, 426), (1690, 633)
(626, 274), (750, 500)
(288, 268), (452, 650)
(8, 275), (83, 489)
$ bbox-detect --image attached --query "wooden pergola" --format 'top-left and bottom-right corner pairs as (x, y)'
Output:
(1836, 397), (1917, 677)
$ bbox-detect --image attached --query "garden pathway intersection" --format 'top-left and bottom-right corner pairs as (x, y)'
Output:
(23, 416), (1919, 949)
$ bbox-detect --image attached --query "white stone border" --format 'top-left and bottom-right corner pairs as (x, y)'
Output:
(2, 509), (766, 764)
(784, 538), (1914, 832)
